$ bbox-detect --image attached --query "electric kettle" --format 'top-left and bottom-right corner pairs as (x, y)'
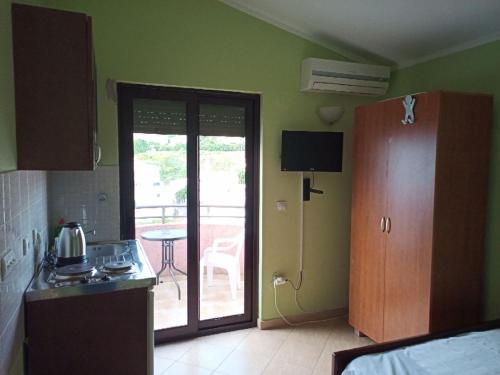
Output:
(56, 222), (87, 266)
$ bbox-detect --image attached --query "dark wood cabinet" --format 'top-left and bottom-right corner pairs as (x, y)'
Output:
(349, 91), (492, 343)
(26, 288), (152, 375)
(12, 4), (98, 170)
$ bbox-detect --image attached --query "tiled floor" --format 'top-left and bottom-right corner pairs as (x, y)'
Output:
(155, 274), (245, 330)
(154, 316), (373, 374)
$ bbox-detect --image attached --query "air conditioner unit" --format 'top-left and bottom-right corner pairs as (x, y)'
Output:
(301, 58), (390, 96)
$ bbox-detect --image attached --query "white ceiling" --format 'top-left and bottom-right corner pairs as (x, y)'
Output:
(221, 0), (500, 67)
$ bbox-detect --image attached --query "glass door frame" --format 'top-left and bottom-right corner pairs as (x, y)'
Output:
(117, 83), (260, 343)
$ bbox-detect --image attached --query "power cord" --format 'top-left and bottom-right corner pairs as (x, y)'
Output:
(272, 171), (330, 326)
(286, 271), (314, 314)
(273, 281), (344, 327)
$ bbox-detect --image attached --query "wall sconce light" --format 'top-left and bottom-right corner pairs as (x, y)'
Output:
(318, 106), (344, 125)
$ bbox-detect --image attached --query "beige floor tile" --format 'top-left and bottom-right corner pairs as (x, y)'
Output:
(325, 327), (373, 352)
(263, 358), (313, 375)
(197, 327), (252, 348)
(216, 347), (273, 374)
(289, 322), (333, 346)
(255, 326), (295, 341)
(155, 340), (195, 360)
(178, 341), (234, 370)
(154, 357), (174, 374)
(273, 339), (325, 369)
(163, 361), (212, 374)
(236, 329), (286, 357)
(311, 347), (334, 375)
(154, 311), (369, 375)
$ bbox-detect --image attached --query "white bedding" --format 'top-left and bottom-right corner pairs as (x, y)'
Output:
(343, 329), (500, 375)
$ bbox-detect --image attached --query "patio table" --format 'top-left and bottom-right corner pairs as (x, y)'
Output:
(141, 228), (187, 300)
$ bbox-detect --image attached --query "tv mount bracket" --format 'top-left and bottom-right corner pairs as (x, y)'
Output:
(303, 177), (323, 201)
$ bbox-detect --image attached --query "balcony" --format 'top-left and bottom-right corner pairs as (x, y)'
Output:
(135, 204), (245, 330)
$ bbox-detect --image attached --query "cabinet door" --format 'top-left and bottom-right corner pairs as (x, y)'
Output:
(349, 103), (389, 342)
(12, 4), (96, 170)
(383, 92), (439, 341)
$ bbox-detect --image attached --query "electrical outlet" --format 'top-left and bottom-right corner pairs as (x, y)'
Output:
(272, 273), (287, 286)
(1, 250), (19, 281)
(276, 200), (288, 212)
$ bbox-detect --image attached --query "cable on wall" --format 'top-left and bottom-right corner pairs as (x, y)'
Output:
(287, 172), (315, 314)
(274, 172), (328, 325)
(273, 282), (341, 327)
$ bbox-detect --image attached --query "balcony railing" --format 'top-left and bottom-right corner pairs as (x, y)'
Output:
(135, 204), (245, 223)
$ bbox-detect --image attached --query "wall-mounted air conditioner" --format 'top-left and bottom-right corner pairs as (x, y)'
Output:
(301, 58), (390, 96)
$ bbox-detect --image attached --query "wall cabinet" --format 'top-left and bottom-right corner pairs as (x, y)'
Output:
(12, 4), (98, 170)
(349, 91), (492, 343)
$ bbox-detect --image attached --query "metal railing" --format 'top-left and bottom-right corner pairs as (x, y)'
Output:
(135, 204), (245, 223)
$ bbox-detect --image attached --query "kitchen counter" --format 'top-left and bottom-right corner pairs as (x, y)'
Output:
(25, 240), (156, 302)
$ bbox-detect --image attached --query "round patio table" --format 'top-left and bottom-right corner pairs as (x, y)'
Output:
(141, 228), (187, 300)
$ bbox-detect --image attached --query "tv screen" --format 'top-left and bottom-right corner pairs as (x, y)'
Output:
(281, 130), (343, 172)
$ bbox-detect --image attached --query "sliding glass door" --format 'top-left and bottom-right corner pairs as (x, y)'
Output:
(118, 84), (259, 341)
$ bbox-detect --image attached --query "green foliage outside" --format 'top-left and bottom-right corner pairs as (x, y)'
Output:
(238, 169), (245, 184)
(134, 135), (245, 185)
(175, 186), (187, 203)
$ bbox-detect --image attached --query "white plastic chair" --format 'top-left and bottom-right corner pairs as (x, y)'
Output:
(200, 232), (244, 300)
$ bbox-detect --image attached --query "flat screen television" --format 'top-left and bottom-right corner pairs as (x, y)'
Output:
(281, 130), (343, 172)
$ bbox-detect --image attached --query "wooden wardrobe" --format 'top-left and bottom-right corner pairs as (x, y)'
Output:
(349, 91), (492, 343)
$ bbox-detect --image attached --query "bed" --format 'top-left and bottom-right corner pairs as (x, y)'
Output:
(332, 320), (500, 375)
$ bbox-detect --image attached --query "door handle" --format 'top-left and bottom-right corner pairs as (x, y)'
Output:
(380, 217), (386, 232)
(386, 217), (391, 233)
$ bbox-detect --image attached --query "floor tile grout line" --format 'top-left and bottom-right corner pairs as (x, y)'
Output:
(214, 326), (291, 374)
(155, 319), (356, 374)
(310, 327), (336, 374)
(173, 359), (213, 373)
(211, 329), (254, 374)
(157, 357), (175, 375)
(260, 326), (296, 374)
(262, 324), (334, 374)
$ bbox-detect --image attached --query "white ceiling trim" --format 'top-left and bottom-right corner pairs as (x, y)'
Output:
(221, 0), (500, 72)
(398, 30), (500, 69)
(220, 0), (376, 64)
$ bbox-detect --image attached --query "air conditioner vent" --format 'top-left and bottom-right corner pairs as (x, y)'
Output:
(302, 58), (391, 96)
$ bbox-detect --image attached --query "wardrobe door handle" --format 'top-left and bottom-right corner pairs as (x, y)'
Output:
(386, 217), (391, 233)
(380, 217), (386, 232)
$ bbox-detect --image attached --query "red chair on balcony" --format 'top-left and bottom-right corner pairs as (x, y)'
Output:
(200, 232), (244, 300)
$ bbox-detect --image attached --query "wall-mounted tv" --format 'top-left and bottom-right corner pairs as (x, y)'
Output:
(281, 130), (343, 172)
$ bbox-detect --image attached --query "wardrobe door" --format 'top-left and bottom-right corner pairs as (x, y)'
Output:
(349, 103), (389, 342)
(383, 92), (439, 341)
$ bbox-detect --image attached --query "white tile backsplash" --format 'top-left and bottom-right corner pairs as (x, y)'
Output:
(48, 166), (120, 242)
(0, 170), (48, 375)
(0, 167), (119, 373)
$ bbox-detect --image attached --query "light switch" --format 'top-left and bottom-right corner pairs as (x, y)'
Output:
(1, 250), (19, 281)
(276, 200), (288, 212)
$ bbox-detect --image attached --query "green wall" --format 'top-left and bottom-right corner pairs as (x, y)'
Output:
(3, 0), (498, 328)
(40, 0), (373, 320)
(0, 0), (16, 171)
(387, 40), (500, 319)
